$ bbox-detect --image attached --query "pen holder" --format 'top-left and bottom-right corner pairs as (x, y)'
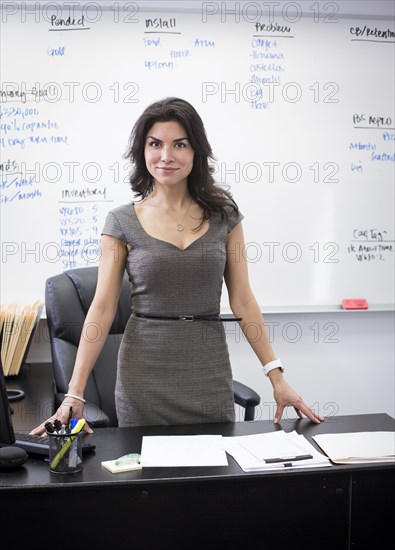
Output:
(48, 431), (83, 474)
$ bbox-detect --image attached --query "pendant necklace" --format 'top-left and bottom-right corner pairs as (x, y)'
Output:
(151, 196), (193, 232)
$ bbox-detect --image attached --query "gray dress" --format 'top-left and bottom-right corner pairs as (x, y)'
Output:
(102, 202), (243, 427)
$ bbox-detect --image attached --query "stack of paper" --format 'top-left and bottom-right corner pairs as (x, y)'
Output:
(102, 458), (143, 473)
(313, 431), (395, 464)
(140, 435), (228, 467)
(0, 301), (43, 376)
(138, 432), (332, 471)
(222, 431), (331, 472)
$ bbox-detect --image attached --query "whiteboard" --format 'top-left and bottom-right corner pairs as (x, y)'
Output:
(1, 1), (394, 309)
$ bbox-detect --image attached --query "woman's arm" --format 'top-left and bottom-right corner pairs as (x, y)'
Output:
(224, 222), (323, 424)
(30, 235), (128, 434)
(67, 236), (127, 398)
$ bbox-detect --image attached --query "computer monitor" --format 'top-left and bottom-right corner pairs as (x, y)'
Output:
(0, 361), (16, 446)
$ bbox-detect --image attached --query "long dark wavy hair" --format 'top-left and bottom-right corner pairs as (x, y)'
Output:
(123, 97), (238, 227)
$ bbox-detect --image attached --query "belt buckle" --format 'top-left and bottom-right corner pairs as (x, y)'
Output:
(179, 315), (194, 322)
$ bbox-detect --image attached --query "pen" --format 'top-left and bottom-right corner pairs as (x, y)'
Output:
(67, 406), (73, 431)
(263, 454), (313, 464)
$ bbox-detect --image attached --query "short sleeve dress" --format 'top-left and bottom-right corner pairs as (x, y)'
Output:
(101, 202), (243, 427)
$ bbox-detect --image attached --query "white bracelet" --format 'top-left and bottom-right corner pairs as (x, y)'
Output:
(263, 358), (284, 377)
(64, 393), (86, 404)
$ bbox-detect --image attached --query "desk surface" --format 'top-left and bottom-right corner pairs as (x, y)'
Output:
(2, 370), (395, 550)
(1, 413), (394, 490)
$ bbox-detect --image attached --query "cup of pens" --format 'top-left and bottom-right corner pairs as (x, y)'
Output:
(46, 417), (85, 474)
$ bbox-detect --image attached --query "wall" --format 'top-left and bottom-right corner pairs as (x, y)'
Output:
(1, 0), (394, 308)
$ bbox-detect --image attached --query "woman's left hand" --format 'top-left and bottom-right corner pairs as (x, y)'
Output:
(272, 377), (324, 424)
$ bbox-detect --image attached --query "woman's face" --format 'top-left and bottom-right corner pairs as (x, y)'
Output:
(144, 120), (194, 188)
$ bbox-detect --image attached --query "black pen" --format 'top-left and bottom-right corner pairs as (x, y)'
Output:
(263, 454), (313, 464)
(67, 406), (73, 432)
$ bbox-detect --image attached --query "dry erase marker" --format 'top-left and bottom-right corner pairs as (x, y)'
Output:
(53, 419), (62, 433)
(45, 421), (55, 434)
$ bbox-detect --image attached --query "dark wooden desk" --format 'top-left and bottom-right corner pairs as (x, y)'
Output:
(1, 412), (394, 550)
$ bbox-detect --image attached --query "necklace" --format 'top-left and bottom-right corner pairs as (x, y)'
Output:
(151, 196), (193, 232)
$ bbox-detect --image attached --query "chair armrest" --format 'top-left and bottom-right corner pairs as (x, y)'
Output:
(233, 380), (260, 408)
(84, 402), (111, 428)
(233, 380), (261, 421)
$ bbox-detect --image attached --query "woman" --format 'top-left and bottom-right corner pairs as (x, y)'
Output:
(32, 97), (323, 433)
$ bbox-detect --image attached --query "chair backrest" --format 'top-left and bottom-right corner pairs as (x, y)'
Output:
(45, 266), (131, 427)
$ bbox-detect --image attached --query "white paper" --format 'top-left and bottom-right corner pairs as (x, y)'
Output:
(223, 431), (331, 472)
(313, 431), (395, 464)
(233, 430), (310, 460)
(140, 435), (228, 467)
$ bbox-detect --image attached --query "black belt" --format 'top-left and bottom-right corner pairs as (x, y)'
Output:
(132, 312), (242, 322)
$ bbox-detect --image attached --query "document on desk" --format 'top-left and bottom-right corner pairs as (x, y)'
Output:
(313, 431), (395, 464)
(222, 431), (331, 472)
(139, 435), (228, 467)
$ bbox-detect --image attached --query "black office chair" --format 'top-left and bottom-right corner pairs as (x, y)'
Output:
(45, 266), (260, 427)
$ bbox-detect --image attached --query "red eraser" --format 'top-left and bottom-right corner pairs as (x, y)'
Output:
(342, 299), (368, 310)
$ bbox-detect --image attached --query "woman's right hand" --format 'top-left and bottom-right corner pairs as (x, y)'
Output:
(29, 396), (93, 435)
